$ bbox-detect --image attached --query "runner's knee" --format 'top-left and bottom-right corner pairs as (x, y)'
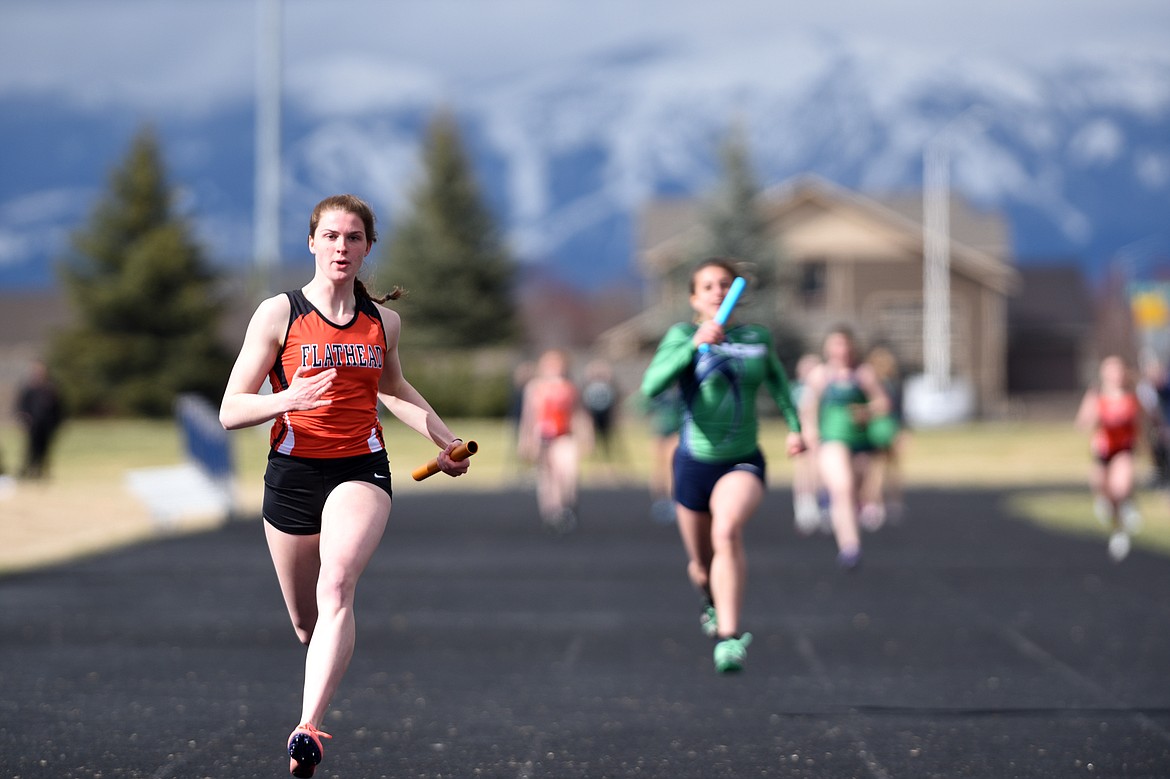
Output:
(315, 566), (358, 614)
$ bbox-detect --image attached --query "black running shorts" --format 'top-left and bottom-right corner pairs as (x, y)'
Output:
(672, 447), (766, 514)
(263, 449), (392, 535)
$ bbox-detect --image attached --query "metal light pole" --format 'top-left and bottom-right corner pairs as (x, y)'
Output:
(922, 105), (988, 390)
(254, 0), (282, 295)
(905, 106), (988, 427)
(922, 135), (951, 391)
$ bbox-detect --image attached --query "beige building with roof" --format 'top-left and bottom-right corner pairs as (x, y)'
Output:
(600, 174), (1021, 418)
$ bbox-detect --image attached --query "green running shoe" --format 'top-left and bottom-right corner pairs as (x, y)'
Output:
(700, 604), (718, 638)
(713, 633), (753, 673)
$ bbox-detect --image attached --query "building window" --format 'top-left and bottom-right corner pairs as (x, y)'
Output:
(799, 260), (827, 308)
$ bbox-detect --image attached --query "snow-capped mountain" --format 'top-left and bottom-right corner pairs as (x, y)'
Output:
(2, 30), (1168, 292)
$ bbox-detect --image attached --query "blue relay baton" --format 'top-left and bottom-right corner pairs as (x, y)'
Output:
(698, 276), (746, 353)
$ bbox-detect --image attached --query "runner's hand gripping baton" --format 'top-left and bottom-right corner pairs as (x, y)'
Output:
(699, 276), (746, 353)
(412, 440), (478, 481)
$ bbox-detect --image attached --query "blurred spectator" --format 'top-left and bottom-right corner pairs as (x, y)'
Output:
(506, 360), (536, 480)
(14, 360), (65, 480)
(1136, 355), (1170, 487)
(0, 440), (13, 498)
(581, 358), (626, 472)
(861, 345), (907, 524)
(640, 384), (684, 525)
(791, 353), (825, 535)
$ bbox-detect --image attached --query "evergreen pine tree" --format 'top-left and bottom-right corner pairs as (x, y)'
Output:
(377, 112), (518, 348)
(694, 125), (803, 362)
(50, 126), (233, 416)
(699, 124), (780, 289)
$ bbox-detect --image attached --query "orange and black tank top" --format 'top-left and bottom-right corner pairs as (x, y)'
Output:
(1092, 391), (1139, 459)
(536, 378), (577, 440)
(268, 289), (387, 458)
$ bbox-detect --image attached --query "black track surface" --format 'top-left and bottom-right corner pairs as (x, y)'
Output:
(2, 486), (1169, 778)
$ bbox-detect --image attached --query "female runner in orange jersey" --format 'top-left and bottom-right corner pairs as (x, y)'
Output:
(517, 348), (593, 532)
(1075, 354), (1145, 562)
(220, 194), (469, 777)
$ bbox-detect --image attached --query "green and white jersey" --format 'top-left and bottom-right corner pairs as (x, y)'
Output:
(640, 322), (801, 463)
(818, 370), (871, 450)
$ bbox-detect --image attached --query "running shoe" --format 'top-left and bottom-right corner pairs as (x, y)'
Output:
(1120, 501), (1143, 534)
(700, 604), (718, 638)
(713, 633), (753, 673)
(650, 498), (677, 525)
(1093, 496), (1111, 527)
(288, 722), (332, 778)
(817, 492), (833, 534)
(1108, 531), (1131, 563)
(793, 494), (821, 536)
(542, 506), (578, 535)
(836, 547), (862, 571)
(859, 502), (886, 532)
(540, 507), (565, 533)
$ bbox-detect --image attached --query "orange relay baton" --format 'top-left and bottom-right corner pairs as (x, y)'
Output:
(411, 440), (478, 481)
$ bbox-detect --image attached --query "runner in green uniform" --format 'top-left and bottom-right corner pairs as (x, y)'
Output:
(639, 384), (684, 524)
(799, 325), (890, 570)
(641, 258), (806, 673)
(791, 353), (826, 535)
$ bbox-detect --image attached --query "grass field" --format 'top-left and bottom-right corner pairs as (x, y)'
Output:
(1, 416), (1167, 572)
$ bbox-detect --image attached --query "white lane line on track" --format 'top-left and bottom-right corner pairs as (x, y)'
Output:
(996, 623), (1170, 745)
(922, 565), (1170, 745)
(794, 631), (893, 779)
(560, 635), (584, 670)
